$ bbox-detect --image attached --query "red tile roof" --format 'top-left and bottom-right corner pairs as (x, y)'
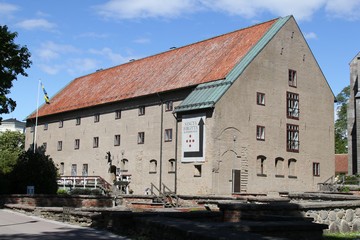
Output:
(29, 18), (278, 119)
(335, 154), (348, 174)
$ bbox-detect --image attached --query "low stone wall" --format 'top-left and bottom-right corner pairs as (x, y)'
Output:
(0, 194), (113, 208)
(300, 200), (360, 233)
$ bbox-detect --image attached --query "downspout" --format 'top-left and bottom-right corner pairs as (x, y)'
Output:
(157, 93), (163, 192)
(173, 113), (179, 194)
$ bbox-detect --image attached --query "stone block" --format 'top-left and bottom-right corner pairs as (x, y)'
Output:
(320, 210), (328, 221)
(328, 211), (337, 221)
(329, 222), (339, 233)
(352, 219), (360, 231)
(355, 208), (360, 217)
(337, 210), (345, 219)
(340, 220), (350, 233)
(345, 209), (354, 222)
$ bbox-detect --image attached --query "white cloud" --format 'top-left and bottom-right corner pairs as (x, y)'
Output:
(304, 32), (318, 40)
(37, 41), (79, 61)
(134, 37), (151, 44)
(75, 32), (109, 39)
(325, 0), (360, 20)
(67, 58), (99, 75)
(38, 64), (64, 75)
(16, 18), (56, 31)
(94, 0), (199, 19)
(89, 47), (130, 64)
(0, 2), (19, 16)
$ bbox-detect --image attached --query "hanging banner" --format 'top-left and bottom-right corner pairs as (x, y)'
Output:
(181, 114), (206, 162)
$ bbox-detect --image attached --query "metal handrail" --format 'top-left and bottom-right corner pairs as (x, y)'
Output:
(57, 176), (112, 192)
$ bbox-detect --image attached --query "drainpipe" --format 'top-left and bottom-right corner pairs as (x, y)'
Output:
(172, 112), (179, 194)
(157, 93), (163, 193)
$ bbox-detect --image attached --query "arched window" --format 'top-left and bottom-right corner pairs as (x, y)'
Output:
(149, 159), (157, 174)
(121, 159), (128, 172)
(257, 155), (266, 177)
(288, 158), (297, 178)
(275, 157), (284, 178)
(168, 159), (176, 173)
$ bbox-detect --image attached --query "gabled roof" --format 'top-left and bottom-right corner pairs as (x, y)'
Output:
(29, 17), (283, 119)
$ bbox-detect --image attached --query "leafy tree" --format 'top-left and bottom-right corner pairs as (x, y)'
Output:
(0, 25), (31, 121)
(0, 130), (25, 174)
(10, 148), (58, 194)
(335, 85), (350, 154)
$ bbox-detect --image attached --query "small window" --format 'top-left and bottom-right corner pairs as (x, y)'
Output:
(165, 101), (173, 111)
(168, 159), (176, 173)
(257, 155), (266, 176)
(74, 139), (80, 150)
(287, 92), (299, 119)
(115, 110), (121, 119)
(44, 123), (48, 130)
(76, 117), (81, 125)
(164, 129), (172, 142)
(114, 134), (121, 146)
(138, 106), (145, 116)
(94, 114), (100, 123)
(60, 162), (64, 175)
(287, 124), (299, 152)
(59, 120), (63, 128)
(138, 132), (145, 144)
(71, 164), (77, 176)
(57, 141), (63, 151)
(93, 137), (99, 148)
(256, 92), (265, 105)
(82, 164), (88, 177)
(313, 162), (320, 176)
(121, 159), (128, 172)
(288, 69), (297, 87)
(194, 164), (202, 177)
(149, 159), (157, 174)
(256, 125), (265, 141)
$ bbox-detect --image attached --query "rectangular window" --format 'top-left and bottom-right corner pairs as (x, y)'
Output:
(44, 123), (48, 130)
(57, 141), (62, 151)
(138, 106), (145, 116)
(313, 162), (320, 176)
(59, 120), (63, 128)
(289, 69), (297, 87)
(74, 139), (80, 150)
(82, 164), (88, 176)
(94, 114), (100, 123)
(114, 134), (121, 146)
(115, 110), (121, 119)
(60, 162), (64, 175)
(138, 132), (145, 144)
(256, 92), (265, 105)
(76, 117), (81, 125)
(194, 165), (202, 177)
(42, 142), (47, 151)
(71, 164), (77, 176)
(165, 101), (173, 111)
(93, 137), (99, 148)
(256, 125), (265, 141)
(287, 92), (299, 119)
(164, 129), (172, 142)
(287, 124), (299, 152)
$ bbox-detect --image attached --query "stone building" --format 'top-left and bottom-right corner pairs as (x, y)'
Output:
(348, 52), (360, 174)
(25, 16), (335, 195)
(0, 118), (26, 133)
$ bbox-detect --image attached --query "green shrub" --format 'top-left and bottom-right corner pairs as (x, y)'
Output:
(69, 188), (103, 196)
(57, 189), (68, 195)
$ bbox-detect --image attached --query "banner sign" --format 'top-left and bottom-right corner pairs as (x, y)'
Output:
(181, 114), (206, 162)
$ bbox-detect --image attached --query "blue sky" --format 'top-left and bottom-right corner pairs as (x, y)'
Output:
(0, 0), (359, 121)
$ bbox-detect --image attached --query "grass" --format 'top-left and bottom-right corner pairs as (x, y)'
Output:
(323, 232), (360, 239)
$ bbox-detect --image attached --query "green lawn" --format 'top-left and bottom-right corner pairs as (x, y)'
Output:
(323, 232), (360, 239)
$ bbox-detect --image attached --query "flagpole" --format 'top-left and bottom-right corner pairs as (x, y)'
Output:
(34, 79), (40, 153)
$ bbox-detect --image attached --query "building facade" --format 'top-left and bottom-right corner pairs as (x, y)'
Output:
(348, 52), (360, 174)
(0, 118), (26, 133)
(26, 16), (335, 195)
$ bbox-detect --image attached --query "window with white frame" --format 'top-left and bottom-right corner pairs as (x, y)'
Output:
(94, 114), (100, 123)
(76, 117), (81, 125)
(138, 106), (145, 116)
(164, 129), (172, 142)
(82, 164), (88, 176)
(57, 141), (63, 151)
(71, 164), (77, 176)
(59, 120), (63, 128)
(115, 110), (121, 119)
(256, 125), (265, 141)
